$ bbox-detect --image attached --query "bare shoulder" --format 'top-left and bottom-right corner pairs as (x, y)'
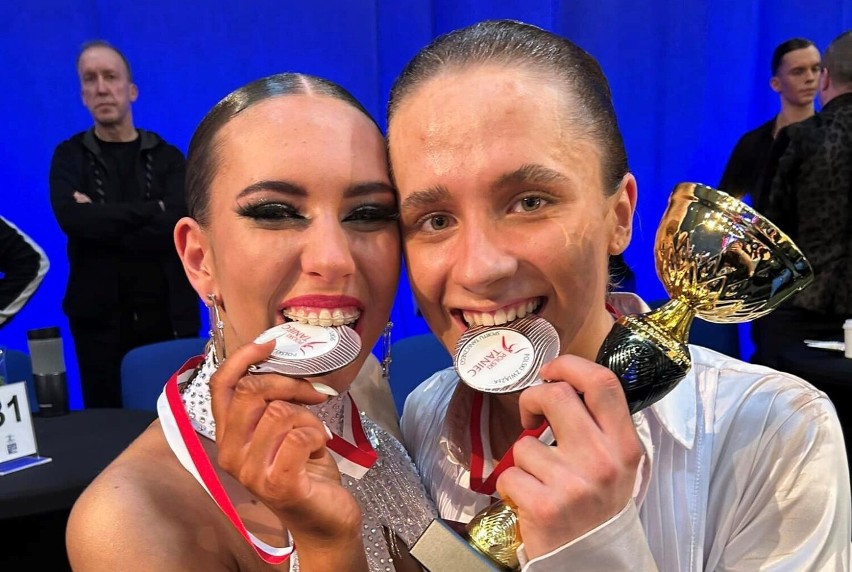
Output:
(66, 421), (240, 571)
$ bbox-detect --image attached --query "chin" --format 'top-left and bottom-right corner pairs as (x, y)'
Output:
(328, 354), (369, 393)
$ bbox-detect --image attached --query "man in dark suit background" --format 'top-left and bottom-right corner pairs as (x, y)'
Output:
(719, 38), (821, 207)
(752, 31), (852, 368)
(49, 40), (200, 408)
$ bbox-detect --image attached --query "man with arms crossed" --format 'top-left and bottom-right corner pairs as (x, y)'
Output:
(49, 41), (199, 408)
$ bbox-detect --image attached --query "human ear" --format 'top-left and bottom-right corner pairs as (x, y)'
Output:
(608, 173), (637, 255)
(129, 83), (139, 103)
(820, 68), (831, 92)
(174, 217), (214, 301)
(770, 76), (781, 93)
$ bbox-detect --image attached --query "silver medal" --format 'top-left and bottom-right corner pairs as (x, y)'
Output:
(454, 315), (560, 393)
(250, 322), (361, 377)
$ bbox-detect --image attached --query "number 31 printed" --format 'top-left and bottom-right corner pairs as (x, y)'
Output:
(0, 394), (22, 427)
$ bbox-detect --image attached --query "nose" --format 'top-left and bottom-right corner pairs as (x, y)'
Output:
(451, 219), (518, 295)
(300, 216), (356, 283)
(95, 76), (108, 93)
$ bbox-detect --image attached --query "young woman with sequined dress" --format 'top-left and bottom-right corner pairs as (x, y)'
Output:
(65, 73), (436, 572)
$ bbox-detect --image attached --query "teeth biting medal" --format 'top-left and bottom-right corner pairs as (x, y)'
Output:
(250, 321), (361, 377)
(454, 314), (560, 393)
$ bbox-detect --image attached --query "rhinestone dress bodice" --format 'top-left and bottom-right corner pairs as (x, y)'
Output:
(176, 353), (437, 571)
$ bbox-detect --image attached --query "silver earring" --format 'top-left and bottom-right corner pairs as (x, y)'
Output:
(207, 294), (226, 366)
(380, 321), (393, 381)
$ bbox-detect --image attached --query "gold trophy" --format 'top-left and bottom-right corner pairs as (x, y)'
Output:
(410, 183), (814, 571)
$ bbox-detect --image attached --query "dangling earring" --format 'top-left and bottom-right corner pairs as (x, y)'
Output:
(380, 321), (393, 381)
(207, 294), (226, 366)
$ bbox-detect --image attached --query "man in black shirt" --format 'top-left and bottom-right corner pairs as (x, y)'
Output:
(719, 38), (821, 208)
(49, 41), (200, 408)
(753, 31), (852, 369)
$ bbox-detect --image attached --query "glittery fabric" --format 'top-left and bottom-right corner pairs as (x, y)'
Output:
(180, 353), (437, 571)
(180, 353), (216, 439)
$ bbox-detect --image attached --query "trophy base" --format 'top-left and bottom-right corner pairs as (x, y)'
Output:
(410, 519), (511, 572)
(596, 317), (691, 414)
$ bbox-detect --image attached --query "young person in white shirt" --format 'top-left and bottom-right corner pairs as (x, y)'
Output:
(387, 19), (851, 570)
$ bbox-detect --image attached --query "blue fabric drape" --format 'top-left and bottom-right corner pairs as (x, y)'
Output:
(2, 0), (849, 407)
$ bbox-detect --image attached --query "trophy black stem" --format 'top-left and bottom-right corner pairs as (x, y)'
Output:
(596, 297), (694, 414)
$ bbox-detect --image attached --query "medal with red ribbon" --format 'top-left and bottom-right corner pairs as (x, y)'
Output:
(462, 307), (621, 497)
(158, 333), (377, 565)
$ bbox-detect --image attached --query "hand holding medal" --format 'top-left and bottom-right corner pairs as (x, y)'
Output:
(411, 315), (562, 571)
(209, 322), (366, 557)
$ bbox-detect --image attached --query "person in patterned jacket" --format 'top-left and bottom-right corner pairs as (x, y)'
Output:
(752, 30), (852, 369)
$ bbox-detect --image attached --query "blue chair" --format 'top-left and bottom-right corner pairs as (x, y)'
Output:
(120, 337), (208, 411)
(4, 348), (38, 412)
(388, 333), (453, 416)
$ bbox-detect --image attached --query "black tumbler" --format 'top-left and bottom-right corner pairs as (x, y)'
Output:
(27, 327), (69, 416)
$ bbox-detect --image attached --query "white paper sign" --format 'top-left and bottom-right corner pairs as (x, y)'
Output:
(0, 382), (37, 463)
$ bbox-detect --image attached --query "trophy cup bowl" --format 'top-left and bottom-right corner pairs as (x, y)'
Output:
(410, 183), (816, 572)
(597, 182), (814, 413)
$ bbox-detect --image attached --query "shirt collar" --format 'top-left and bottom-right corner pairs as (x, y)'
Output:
(648, 362), (697, 449)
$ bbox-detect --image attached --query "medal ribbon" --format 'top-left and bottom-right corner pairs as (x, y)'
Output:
(468, 304), (620, 496)
(605, 302), (622, 319)
(468, 391), (553, 496)
(158, 357), (378, 565)
(326, 394), (378, 479)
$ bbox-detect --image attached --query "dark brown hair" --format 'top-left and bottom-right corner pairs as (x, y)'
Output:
(387, 19), (628, 194)
(186, 73), (378, 226)
(771, 38), (817, 75)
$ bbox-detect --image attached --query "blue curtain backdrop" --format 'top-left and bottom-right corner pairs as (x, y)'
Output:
(1, 1), (850, 409)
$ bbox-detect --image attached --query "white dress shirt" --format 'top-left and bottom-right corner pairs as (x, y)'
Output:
(401, 294), (851, 570)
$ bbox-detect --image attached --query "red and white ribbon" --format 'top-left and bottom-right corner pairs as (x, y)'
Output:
(468, 391), (553, 496)
(326, 394), (378, 479)
(157, 357), (378, 565)
(469, 303), (621, 496)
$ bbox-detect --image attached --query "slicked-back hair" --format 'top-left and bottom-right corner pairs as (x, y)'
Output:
(77, 40), (133, 81)
(823, 31), (852, 88)
(186, 73), (379, 226)
(387, 19), (628, 194)
(771, 38), (817, 75)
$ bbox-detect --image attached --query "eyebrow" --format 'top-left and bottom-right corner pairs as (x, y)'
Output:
(399, 163), (570, 213)
(399, 185), (451, 213)
(237, 180), (395, 200)
(496, 163), (571, 187)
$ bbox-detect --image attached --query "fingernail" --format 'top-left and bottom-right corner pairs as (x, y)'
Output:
(310, 381), (339, 397)
(323, 422), (334, 440)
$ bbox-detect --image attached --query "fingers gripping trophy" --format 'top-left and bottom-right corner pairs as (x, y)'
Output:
(410, 183), (815, 571)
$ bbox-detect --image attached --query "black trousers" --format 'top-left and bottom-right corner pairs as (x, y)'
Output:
(750, 305), (848, 370)
(69, 303), (173, 408)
